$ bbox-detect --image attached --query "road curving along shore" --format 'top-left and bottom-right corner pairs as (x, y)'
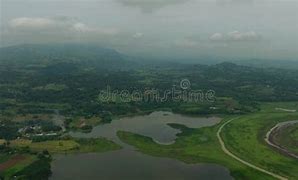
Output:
(217, 118), (288, 180)
(265, 120), (298, 159)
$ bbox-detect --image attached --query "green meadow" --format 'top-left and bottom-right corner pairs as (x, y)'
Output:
(118, 102), (298, 180)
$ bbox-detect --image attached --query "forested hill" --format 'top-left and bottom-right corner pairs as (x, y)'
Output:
(0, 44), (134, 70)
(1, 44), (298, 116)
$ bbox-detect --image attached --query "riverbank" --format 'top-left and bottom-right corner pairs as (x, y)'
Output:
(9, 137), (122, 154)
(2, 102), (298, 179)
(0, 137), (121, 179)
(117, 103), (298, 179)
(117, 121), (273, 180)
(50, 112), (233, 180)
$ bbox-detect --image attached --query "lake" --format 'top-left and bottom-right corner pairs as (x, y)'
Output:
(50, 112), (233, 180)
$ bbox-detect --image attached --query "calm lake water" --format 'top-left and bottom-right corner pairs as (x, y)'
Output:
(50, 112), (233, 180)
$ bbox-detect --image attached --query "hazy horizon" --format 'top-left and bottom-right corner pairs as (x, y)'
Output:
(1, 0), (298, 61)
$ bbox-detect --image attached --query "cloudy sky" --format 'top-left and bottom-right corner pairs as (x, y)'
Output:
(0, 0), (298, 60)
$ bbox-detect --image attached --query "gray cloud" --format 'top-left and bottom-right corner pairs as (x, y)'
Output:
(132, 32), (144, 39)
(116, 0), (191, 12)
(1, 0), (298, 60)
(210, 31), (262, 42)
(9, 16), (118, 35)
(1, 16), (119, 47)
(174, 38), (198, 48)
(216, 0), (254, 6)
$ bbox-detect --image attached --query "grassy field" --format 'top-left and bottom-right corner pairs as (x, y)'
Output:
(0, 98), (70, 122)
(1, 137), (121, 179)
(10, 138), (121, 154)
(117, 122), (274, 180)
(73, 138), (122, 153)
(271, 123), (298, 155)
(10, 139), (80, 153)
(221, 105), (298, 179)
(0, 155), (37, 179)
(0, 140), (5, 146)
(68, 116), (102, 129)
(0, 154), (11, 164)
(290, 126), (298, 140)
(117, 102), (298, 180)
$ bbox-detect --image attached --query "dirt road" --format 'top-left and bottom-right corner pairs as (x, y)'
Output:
(217, 118), (288, 180)
(265, 120), (298, 159)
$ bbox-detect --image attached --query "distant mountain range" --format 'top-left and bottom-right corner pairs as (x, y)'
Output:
(1, 44), (298, 70)
(232, 59), (298, 70)
(0, 44), (134, 70)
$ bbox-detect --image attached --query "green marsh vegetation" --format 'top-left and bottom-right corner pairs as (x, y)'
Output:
(118, 103), (298, 179)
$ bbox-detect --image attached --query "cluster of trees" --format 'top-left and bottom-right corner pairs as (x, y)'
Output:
(14, 153), (52, 180)
(0, 143), (52, 180)
(2, 45), (298, 120)
(0, 120), (18, 140)
(2, 63), (297, 118)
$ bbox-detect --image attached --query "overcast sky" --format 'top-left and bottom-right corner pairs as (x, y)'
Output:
(0, 0), (298, 60)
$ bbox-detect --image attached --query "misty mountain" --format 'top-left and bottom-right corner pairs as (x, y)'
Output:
(0, 44), (134, 70)
(232, 59), (298, 70)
